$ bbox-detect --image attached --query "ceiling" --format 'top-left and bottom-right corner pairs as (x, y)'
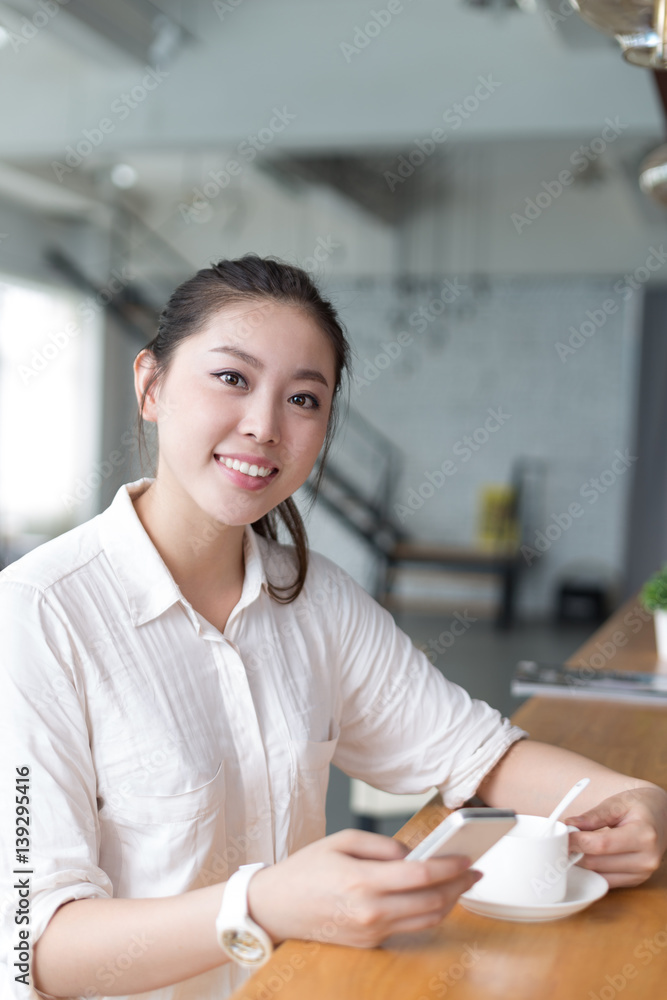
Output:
(0, 0), (664, 229)
(0, 0), (662, 154)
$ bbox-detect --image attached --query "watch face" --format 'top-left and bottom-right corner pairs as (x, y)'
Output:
(222, 929), (268, 966)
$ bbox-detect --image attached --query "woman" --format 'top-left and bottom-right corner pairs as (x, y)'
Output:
(1, 254), (665, 1000)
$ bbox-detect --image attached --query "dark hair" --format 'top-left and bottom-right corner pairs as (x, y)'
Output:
(135, 253), (351, 603)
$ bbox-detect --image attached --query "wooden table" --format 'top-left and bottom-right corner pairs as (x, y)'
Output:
(231, 597), (667, 1000)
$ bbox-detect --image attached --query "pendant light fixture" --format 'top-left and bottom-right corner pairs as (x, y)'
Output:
(639, 143), (667, 204)
(571, 0), (667, 68)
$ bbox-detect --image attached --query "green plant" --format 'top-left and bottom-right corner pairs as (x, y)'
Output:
(640, 565), (667, 612)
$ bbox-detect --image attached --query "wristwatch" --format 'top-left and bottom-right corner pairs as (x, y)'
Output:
(215, 862), (274, 967)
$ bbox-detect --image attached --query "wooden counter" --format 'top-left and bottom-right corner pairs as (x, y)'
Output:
(231, 599), (667, 1000)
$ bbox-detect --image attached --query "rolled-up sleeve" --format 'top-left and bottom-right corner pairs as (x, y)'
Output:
(0, 579), (113, 978)
(326, 564), (528, 808)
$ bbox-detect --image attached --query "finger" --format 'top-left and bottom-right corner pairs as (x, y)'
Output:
(329, 828), (410, 861)
(358, 854), (475, 894)
(569, 823), (644, 856)
(393, 870), (482, 910)
(600, 870), (654, 889)
(381, 904), (460, 938)
(375, 870), (481, 925)
(564, 796), (636, 831)
(576, 851), (649, 873)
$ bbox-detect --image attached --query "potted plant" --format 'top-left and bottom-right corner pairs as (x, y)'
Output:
(639, 565), (667, 661)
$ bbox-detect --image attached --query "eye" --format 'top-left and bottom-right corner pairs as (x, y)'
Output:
(289, 393), (319, 410)
(214, 370), (247, 388)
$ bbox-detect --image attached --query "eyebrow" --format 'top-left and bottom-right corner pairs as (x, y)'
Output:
(208, 344), (330, 388)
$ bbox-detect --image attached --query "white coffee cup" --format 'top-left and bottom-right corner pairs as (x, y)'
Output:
(471, 814), (584, 905)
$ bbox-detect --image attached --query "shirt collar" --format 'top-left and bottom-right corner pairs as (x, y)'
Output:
(98, 477), (269, 628)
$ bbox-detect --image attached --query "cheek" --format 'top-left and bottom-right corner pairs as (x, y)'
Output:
(280, 420), (328, 468)
(161, 407), (220, 463)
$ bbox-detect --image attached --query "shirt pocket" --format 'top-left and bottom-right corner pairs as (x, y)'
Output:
(98, 761), (227, 898)
(287, 724), (340, 850)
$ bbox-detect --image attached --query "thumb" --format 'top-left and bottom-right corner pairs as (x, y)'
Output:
(328, 828), (409, 860)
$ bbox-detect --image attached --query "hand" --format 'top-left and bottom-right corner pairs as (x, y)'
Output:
(565, 784), (667, 888)
(246, 828), (482, 949)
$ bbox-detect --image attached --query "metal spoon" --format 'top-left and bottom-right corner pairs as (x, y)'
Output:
(540, 777), (590, 837)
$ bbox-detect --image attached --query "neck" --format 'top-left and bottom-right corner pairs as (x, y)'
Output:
(131, 479), (246, 594)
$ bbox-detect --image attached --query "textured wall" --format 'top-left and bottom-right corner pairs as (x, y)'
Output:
(303, 273), (640, 618)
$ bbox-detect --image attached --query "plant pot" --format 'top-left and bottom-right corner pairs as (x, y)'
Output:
(654, 610), (667, 662)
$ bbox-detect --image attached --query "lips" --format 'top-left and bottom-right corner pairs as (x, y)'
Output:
(215, 455), (276, 478)
(214, 454), (279, 490)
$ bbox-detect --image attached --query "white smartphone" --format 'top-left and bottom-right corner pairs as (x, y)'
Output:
(404, 808), (517, 863)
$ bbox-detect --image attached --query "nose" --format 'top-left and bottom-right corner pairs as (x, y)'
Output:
(236, 389), (281, 445)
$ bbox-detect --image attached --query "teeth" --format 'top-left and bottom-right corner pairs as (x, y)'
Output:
(218, 456), (275, 478)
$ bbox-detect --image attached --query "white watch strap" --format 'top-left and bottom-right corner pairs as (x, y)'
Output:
(216, 862), (273, 967)
(222, 862), (265, 918)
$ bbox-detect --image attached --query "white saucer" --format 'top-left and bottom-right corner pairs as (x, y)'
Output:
(459, 866), (609, 922)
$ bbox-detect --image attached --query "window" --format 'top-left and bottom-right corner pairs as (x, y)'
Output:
(0, 273), (102, 554)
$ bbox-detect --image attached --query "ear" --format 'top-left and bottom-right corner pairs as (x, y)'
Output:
(133, 349), (160, 424)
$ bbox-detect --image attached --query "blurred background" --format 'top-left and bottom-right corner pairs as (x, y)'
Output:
(2, 0), (667, 831)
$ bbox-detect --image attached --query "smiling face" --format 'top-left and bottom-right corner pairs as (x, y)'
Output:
(135, 298), (337, 527)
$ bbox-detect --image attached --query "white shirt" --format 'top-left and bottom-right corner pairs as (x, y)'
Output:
(0, 478), (527, 1000)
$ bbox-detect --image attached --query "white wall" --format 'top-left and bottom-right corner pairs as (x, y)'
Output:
(304, 272), (640, 618)
(399, 138), (667, 277)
